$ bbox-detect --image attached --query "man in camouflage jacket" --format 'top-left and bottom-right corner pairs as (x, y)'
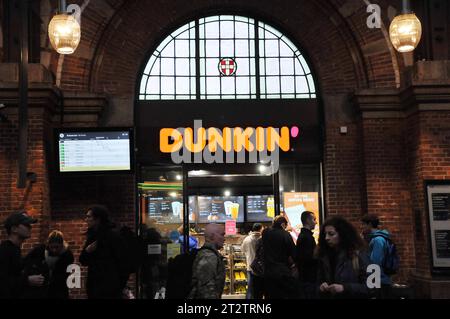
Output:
(189, 224), (226, 299)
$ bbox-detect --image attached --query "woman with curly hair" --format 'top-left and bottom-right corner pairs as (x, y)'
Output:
(316, 216), (371, 299)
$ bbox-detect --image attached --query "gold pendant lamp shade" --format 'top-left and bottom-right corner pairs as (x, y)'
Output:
(389, 13), (422, 53)
(48, 13), (81, 54)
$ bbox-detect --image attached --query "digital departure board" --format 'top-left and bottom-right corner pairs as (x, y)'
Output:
(57, 130), (132, 173)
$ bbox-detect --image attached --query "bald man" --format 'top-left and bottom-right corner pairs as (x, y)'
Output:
(188, 224), (226, 299)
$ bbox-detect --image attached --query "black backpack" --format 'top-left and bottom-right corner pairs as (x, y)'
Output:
(166, 248), (200, 299)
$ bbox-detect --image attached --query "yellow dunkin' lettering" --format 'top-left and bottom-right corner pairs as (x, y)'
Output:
(160, 128), (183, 153)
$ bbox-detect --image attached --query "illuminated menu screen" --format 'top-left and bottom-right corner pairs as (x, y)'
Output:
(147, 196), (195, 224)
(58, 131), (131, 172)
(246, 195), (274, 222)
(197, 196), (244, 223)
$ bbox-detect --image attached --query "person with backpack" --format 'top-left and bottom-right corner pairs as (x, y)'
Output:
(188, 223), (226, 299)
(361, 214), (396, 299)
(317, 216), (371, 299)
(79, 205), (129, 299)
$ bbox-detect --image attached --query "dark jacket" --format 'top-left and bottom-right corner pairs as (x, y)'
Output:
(0, 240), (28, 298)
(295, 227), (317, 283)
(317, 250), (371, 299)
(262, 226), (296, 278)
(22, 244), (74, 299)
(79, 226), (128, 299)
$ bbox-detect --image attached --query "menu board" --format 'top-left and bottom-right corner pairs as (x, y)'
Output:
(246, 195), (275, 222)
(283, 192), (320, 242)
(147, 196), (195, 224)
(427, 184), (450, 268)
(197, 196), (244, 223)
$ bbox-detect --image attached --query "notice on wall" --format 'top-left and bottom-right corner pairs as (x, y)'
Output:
(148, 244), (162, 255)
(427, 184), (450, 268)
(225, 220), (237, 236)
(283, 192), (320, 242)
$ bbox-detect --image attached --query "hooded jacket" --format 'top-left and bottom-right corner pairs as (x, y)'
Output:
(368, 229), (392, 285)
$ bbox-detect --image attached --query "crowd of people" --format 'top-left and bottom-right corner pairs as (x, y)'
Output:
(1, 205), (396, 299)
(190, 212), (396, 299)
(0, 205), (137, 299)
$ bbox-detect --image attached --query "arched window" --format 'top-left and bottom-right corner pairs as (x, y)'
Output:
(139, 15), (316, 100)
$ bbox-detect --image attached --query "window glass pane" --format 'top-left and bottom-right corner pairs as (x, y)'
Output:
(296, 94), (309, 99)
(236, 77), (250, 94)
(146, 95), (159, 100)
(235, 22), (249, 38)
(206, 77), (220, 94)
(221, 77), (235, 95)
(161, 58), (174, 75)
(282, 94), (295, 99)
(279, 41), (293, 57)
(160, 41), (175, 57)
(220, 40), (234, 57)
(250, 58), (256, 75)
(235, 16), (248, 23)
(161, 95), (175, 100)
(280, 58), (294, 75)
(175, 95), (191, 100)
(176, 58), (190, 76)
(161, 77), (175, 94)
(190, 40), (196, 57)
(191, 77), (196, 94)
(307, 74), (316, 93)
(295, 76), (309, 93)
(265, 58), (280, 75)
(251, 76), (256, 94)
(200, 77), (206, 94)
(199, 24), (205, 39)
(264, 28), (278, 39)
(220, 21), (234, 38)
(144, 55), (157, 74)
(206, 95), (221, 99)
(281, 76), (295, 94)
(206, 58), (219, 76)
(139, 94), (145, 100)
(149, 59), (160, 76)
(146, 77), (160, 94)
(281, 36), (296, 52)
(235, 40), (249, 57)
(299, 55), (311, 73)
(294, 59), (305, 75)
(260, 77), (266, 94)
(206, 40), (220, 57)
(267, 94), (281, 99)
(266, 76), (280, 93)
(249, 40), (255, 56)
(235, 58), (249, 76)
(265, 40), (279, 57)
(200, 59), (206, 76)
(175, 40), (190, 57)
(205, 16), (218, 23)
(259, 59), (266, 76)
(205, 21), (219, 38)
(190, 59), (196, 76)
(140, 75), (148, 94)
(259, 39), (266, 57)
(176, 77), (190, 94)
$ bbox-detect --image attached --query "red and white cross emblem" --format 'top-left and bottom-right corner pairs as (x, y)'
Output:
(218, 58), (237, 76)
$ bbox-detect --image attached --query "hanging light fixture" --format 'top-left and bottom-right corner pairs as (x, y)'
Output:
(389, 0), (422, 53)
(48, 1), (81, 54)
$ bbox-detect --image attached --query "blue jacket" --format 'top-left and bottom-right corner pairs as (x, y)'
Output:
(368, 230), (392, 285)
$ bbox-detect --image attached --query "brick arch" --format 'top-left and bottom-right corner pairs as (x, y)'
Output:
(53, 0), (402, 96)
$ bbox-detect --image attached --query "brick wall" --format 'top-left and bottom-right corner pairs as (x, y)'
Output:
(361, 117), (415, 283)
(407, 111), (450, 278)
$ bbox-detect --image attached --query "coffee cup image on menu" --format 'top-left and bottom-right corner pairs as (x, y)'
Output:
(171, 201), (182, 217)
(224, 201), (239, 220)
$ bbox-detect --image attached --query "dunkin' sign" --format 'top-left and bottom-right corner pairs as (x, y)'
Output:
(159, 120), (300, 172)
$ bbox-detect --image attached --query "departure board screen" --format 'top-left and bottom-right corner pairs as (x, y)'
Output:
(58, 130), (132, 172)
